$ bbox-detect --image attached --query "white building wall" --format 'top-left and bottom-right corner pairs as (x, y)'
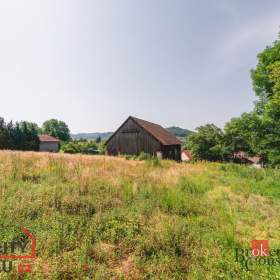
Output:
(181, 152), (191, 161)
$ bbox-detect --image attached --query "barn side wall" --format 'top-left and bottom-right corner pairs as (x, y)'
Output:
(106, 118), (161, 156)
(39, 142), (59, 152)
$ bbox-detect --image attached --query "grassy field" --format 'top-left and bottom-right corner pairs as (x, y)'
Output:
(0, 151), (279, 279)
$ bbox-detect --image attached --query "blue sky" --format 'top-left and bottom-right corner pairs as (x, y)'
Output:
(0, 1), (279, 133)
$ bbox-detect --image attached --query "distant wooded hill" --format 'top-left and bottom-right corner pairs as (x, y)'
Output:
(166, 127), (193, 140)
(71, 126), (193, 141)
(71, 132), (114, 140)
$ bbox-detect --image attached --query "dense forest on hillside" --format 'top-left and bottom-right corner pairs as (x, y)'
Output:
(166, 126), (193, 140)
(71, 132), (114, 141)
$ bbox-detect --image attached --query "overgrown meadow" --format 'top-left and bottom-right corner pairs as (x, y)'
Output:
(0, 151), (279, 279)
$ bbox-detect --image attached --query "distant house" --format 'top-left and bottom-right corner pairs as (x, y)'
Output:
(106, 116), (181, 160)
(181, 149), (192, 161)
(39, 135), (60, 152)
(233, 151), (262, 167)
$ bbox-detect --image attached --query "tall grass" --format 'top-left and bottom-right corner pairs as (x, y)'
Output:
(0, 151), (279, 279)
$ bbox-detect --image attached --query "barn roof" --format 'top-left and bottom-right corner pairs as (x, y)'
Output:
(39, 135), (60, 143)
(107, 116), (181, 146)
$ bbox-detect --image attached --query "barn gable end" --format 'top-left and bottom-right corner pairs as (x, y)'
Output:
(106, 116), (181, 160)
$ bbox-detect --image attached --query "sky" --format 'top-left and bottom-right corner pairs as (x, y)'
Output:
(0, 1), (279, 133)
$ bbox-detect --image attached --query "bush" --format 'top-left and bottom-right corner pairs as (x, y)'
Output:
(60, 140), (100, 154)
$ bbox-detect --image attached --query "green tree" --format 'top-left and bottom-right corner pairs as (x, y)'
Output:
(250, 38), (280, 166)
(0, 120), (39, 151)
(11, 121), (39, 151)
(0, 118), (10, 149)
(261, 94), (280, 166)
(19, 121), (40, 150)
(42, 119), (70, 142)
(186, 124), (228, 161)
(224, 112), (263, 157)
(251, 38), (280, 113)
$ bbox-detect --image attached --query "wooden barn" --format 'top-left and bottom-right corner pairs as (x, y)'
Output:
(106, 116), (181, 160)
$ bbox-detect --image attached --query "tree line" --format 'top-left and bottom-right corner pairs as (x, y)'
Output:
(0, 117), (105, 155)
(186, 33), (280, 167)
(0, 118), (70, 151)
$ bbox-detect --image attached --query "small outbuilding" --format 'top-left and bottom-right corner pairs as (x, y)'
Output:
(39, 135), (60, 152)
(181, 150), (192, 161)
(106, 116), (181, 160)
(233, 151), (262, 168)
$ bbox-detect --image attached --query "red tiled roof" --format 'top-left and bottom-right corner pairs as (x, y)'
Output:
(39, 135), (60, 143)
(131, 117), (181, 145)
